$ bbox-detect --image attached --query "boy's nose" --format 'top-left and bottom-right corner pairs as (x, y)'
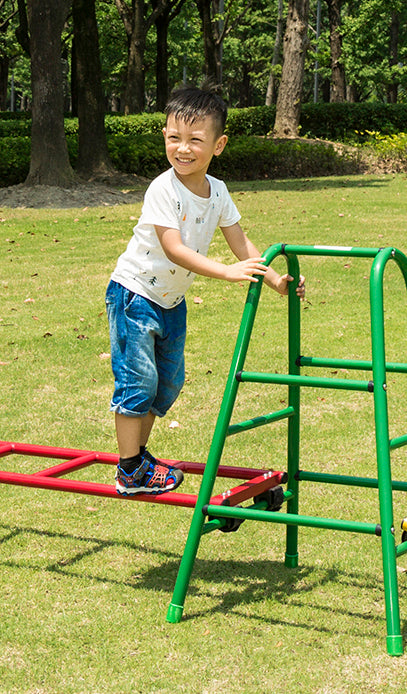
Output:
(177, 141), (191, 153)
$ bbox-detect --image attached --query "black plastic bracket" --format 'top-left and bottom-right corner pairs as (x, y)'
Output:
(254, 485), (285, 512)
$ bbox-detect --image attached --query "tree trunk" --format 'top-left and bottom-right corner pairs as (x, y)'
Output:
(155, 10), (170, 111)
(273, 0), (310, 138)
(115, 0), (146, 114)
(266, 0), (284, 106)
(154, 1), (186, 111)
(326, 0), (345, 102)
(195, 0), (218, 81)
(0, 56), (8, 110)
(72, 0), (114, 177)
(387, 10), (399, 104)
(26, 0), (75, 186)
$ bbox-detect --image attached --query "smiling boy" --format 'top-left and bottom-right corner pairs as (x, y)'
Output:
(106, 84), (305, 496)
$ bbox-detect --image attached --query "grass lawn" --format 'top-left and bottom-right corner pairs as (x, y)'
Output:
(1, 173), (407, 692)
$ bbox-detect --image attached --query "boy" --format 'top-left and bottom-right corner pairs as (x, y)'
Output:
(106, 84), (305, 496)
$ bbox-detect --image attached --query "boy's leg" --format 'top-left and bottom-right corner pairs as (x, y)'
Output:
(114, 410), (183, 495)
(115, 411), (156, 459)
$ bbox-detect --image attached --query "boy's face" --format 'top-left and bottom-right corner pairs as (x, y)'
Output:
(163, 114), (227, 188)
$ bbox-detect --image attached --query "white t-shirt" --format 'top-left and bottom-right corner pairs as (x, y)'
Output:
(111, 168), (241, 308)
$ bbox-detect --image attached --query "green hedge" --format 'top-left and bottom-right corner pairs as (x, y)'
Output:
(2, 102), (407, 140)
(0, 132), (363, 188)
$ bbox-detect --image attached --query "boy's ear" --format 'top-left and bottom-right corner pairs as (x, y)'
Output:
(162, 127), (167, 138)
(214, 134), (228, 157)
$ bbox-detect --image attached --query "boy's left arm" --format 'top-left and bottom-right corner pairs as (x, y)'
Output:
(221, 223), (305, 298)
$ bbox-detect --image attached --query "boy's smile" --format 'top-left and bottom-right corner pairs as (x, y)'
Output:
(163, 114), (227, 196)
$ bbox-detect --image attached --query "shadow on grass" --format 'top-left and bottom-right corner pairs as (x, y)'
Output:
(228, 176), (391, 194)
(0, 522), (395, 637)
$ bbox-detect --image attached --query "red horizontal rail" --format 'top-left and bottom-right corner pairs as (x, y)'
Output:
(0, 440), (285, 510)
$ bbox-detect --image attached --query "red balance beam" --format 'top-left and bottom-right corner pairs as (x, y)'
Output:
(0, 441), (285, 509)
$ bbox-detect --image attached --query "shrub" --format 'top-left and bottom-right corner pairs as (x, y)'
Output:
(2, 103), (407, 142)
(106, 133), (167, 177)
(0, 136), (31, 185)
(209, 136), (361, 179)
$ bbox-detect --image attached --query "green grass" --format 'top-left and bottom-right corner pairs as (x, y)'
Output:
(1, 174), (407, 692)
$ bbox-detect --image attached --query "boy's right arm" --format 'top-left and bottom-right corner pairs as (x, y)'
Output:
(154, 225), (267, 284)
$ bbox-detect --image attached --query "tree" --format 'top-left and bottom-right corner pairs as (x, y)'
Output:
(265, 0), (284, 106)
(0, 0), (19, 110)
(273, 0), (310, 138)
(115, 0), (168, 113)
(388, 8), (400, 103)
(194, 0), (252, 86)
(222, 0), (275, 106)
(153, 0), (187, 111)
(325, 0), (345, 101)
(342, 0), (407, 102)
(72, 0), (114, 177)
(26, 0), (75, 186)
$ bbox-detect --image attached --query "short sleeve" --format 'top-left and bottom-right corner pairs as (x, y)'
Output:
(139, 171), (182, 230)
(216, 180), (241, 228)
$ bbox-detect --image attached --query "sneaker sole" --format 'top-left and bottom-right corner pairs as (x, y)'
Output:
(115, 479), (182, 496)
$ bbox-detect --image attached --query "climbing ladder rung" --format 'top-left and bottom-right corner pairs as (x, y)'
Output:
(203, 504), (381, 535)
(237, 370), (374, 392)
(299, 355), (407, 374)
(390, 434), (407, 451)
(227, 406), (294, 436)
(298, 469), (407, 492)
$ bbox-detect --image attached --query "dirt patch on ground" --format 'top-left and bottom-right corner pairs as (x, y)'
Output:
(0, 153), (403, 210)
(0, 173), (149, 209)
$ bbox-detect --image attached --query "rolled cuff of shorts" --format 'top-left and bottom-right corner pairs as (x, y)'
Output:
(109, 403), (167, 418)
(109, 403), (150, 418)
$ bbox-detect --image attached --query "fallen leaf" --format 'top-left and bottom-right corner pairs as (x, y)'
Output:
(24, 298), (35, 303)
(193, 296), (203, 304)
(99, 352), (111, 360)
(169, 420), (179, 429)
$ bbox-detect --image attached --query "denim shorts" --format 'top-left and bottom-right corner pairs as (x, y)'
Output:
(105, 280), (187, 418)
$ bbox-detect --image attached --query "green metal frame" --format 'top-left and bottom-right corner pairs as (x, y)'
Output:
(166, 243), (407, 657)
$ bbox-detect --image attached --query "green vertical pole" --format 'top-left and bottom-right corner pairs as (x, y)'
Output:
(166, 244), (284, 623)
(370, 248), (403, 656)
(284, 252), (301, 568)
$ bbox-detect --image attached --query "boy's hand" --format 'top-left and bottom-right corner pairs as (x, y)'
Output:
(274, 273), (306, 299)
(225, 258), (268, 283)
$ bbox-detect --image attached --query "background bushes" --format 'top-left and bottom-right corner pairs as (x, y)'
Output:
(1, 103), (406, 187)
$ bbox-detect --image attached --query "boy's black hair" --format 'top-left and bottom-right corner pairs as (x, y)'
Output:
(164, 84), (227, 137)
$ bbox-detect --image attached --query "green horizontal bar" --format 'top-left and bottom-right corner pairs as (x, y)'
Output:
(283, 244), (381, 258)
(390, 434), (407, 451)
(227, 406), (294, 436)
(298, 470), (407, 493)
(299, 356), (407, 374)
(204, 504), (380, 535)
(201, 517), (226, 534)
(396, 541), (407, 558)
(238, 371), (373, 392)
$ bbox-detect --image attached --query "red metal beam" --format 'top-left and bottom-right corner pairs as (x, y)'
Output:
(0, 440), (286, 511)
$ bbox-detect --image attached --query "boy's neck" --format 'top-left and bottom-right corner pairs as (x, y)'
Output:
(173, 169), (210, 198)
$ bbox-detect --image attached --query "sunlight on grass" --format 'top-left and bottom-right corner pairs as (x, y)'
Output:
(1, 174), (407, 692)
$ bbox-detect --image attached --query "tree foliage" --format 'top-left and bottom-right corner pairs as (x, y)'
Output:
(2, 0), (407, 113)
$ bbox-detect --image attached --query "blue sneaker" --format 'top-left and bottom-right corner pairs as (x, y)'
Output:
(115, 450), (184, 495)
